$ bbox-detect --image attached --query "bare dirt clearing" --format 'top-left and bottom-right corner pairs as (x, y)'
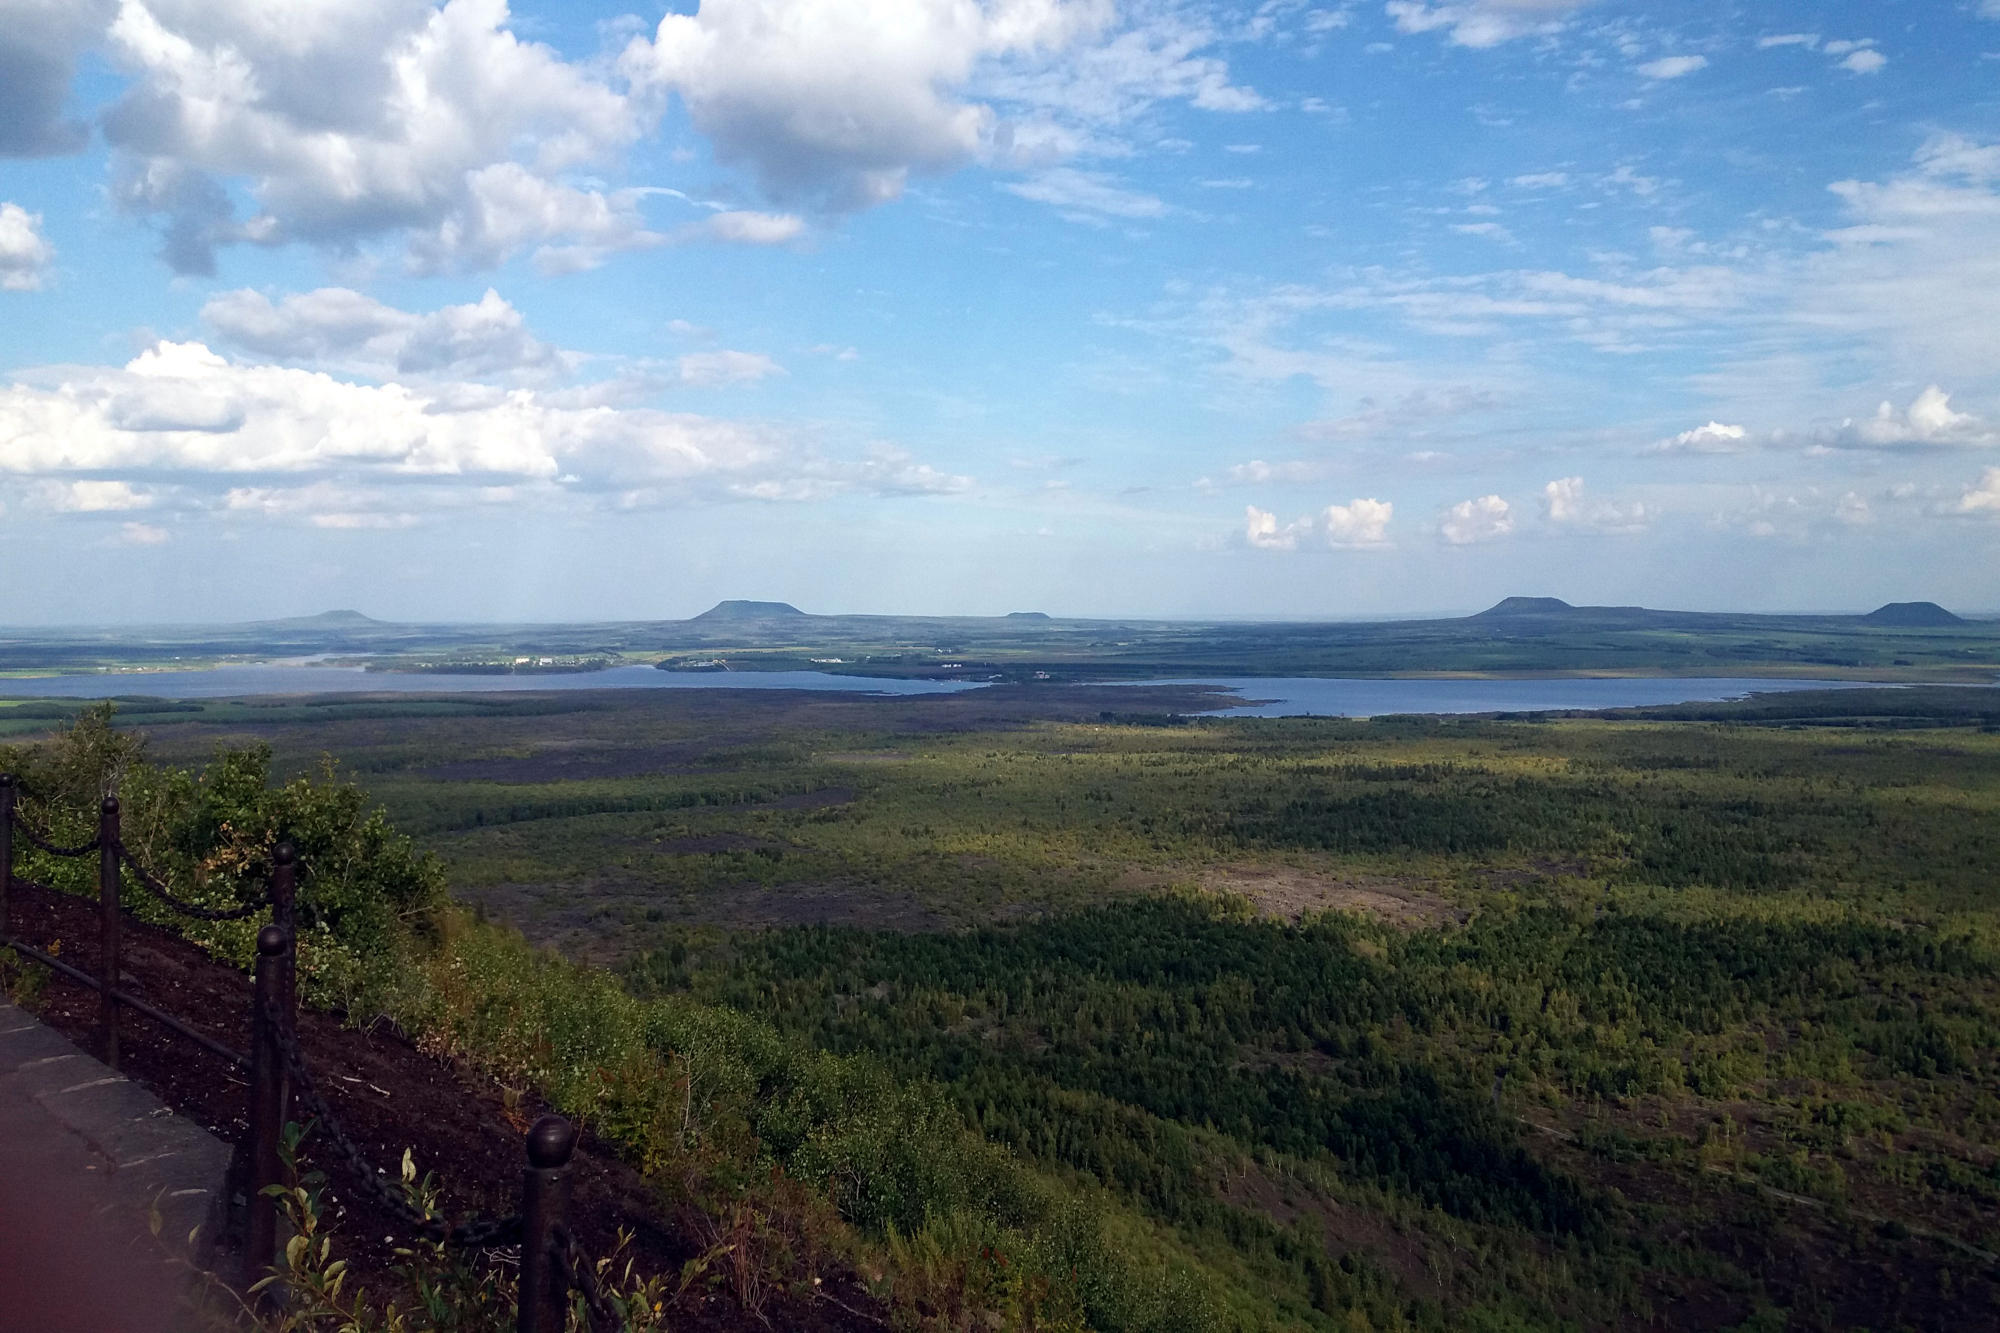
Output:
(1199, 866), (1464, 926)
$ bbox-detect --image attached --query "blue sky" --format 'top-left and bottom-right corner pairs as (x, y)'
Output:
(1, 0), (1997, 623)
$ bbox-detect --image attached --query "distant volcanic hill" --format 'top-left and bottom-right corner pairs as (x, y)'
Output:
(250, 609), (395, 630)
(296, 609), (385, 625)
(1468, 597), (1969, 629)
(1862, 602), (1964, 627)
(1473, 597), (1577, 617)
(692, 600), (808, 621)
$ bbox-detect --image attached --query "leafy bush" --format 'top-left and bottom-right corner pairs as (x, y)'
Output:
(2, 705), (446, 1006)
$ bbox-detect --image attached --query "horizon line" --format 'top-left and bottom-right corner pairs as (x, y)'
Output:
(0, 599), (1994, 633)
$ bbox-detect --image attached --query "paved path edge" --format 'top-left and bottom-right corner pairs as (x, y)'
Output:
(0, 1001), (232, 1268)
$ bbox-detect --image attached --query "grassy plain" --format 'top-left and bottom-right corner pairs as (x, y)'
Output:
(53, 682), (1990, 1328)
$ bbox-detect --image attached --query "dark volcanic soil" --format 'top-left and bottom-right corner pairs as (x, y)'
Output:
(1, 879), (881, 1331)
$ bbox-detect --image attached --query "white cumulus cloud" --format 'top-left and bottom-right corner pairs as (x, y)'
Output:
(36, 479), (156, 511)
(1649, 420), (1749, 454)
(0, 203), (56, 290)
(624, 0), (1091, 211)
(200, 287), (787, 397)
(100, 0), (651, 274)
(18, 0), (1265, 265)
(1542, 476), (1584, 520)
(202, 287), (571, 382)
(1323, 497), (1393, 547)
(0, 341), (966, 521)
(620, 0), (1260, 214)
(1245, 504), (1307, 549)
(1543, 476), (1648, 533)
(1825, 386), (1992, 450)
(1440, 493), (1512, 544)
(1954, 467), (2000, 517)
(1839, 48), (1887, 74)
(1244, 498), (1395, 550)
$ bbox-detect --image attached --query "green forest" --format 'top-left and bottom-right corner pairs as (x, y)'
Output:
(4, 684), (1998, 1329)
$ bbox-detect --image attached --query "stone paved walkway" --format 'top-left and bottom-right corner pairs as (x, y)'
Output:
(0, 1003), (232, 1332)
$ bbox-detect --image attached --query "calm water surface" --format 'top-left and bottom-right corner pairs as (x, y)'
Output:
(0, 665), (1890, 717)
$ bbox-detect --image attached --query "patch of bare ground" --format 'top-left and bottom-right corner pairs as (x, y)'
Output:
(1200, 866), (1465, 927)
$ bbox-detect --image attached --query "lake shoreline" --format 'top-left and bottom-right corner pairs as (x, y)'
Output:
(0, 664), (1976, 720)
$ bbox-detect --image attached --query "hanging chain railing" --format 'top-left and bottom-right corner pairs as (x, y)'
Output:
(116, 842), (275, 921)
(14, 824), (102, 857)
(0, 773), (604, 1333)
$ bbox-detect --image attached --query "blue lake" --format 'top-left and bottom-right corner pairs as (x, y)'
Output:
(0, 664), (1894, 716)
(1142, 676), (1889, 718)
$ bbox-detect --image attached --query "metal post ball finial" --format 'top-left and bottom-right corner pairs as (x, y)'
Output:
(256, 924), (288, 956)
(102, 794), (120, 814)
(525, 1115), (576, 1170)
(274, 842), (296, 866)
(0, 774), (13, 789)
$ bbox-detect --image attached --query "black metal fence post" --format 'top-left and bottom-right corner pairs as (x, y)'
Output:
(98, 795), (120, 1070)
(517, 1115), (577, 1333)
(248, 923), (289, 1287)
(0, 774), (14, 937)
(270, 842), (295, 937)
